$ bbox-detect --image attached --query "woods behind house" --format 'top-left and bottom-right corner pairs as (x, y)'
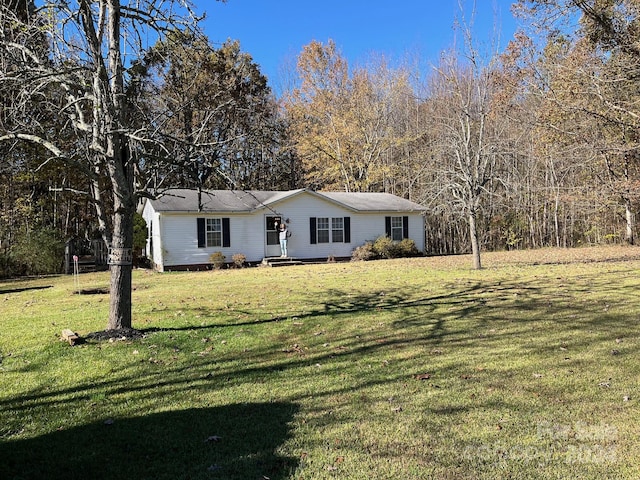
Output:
(2, 0), (640, 278)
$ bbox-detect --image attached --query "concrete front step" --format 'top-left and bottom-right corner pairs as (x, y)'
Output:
(261, 257), (304, 267)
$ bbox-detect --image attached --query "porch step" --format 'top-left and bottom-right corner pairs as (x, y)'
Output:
(75, 258), (99, 273)
(261, 257), (303, 267)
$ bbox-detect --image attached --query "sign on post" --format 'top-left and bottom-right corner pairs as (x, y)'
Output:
(108, 247), (133, 266)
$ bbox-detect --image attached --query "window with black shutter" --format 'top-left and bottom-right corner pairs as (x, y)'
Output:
(311, 216), (351, 243)
(197, 217), (230, 247)
(385, 216), (407, 241)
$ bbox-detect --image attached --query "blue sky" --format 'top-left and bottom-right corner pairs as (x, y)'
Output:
(195, 0), (521, 90)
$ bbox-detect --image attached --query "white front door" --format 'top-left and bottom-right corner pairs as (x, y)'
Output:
(265, 215), (282, 257)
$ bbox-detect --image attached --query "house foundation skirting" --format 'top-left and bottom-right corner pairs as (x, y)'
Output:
(159, 257), (351, 271)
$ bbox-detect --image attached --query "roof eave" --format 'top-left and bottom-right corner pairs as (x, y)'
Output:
(156, 210), (253, 215)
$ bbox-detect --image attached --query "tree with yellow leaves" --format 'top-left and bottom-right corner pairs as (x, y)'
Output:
(283, 40), (409, 193)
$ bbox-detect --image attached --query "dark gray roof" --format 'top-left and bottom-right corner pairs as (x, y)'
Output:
(319, 191), (424, 212)
(146, 188), (424, 213)
(146, 189), (299, 213)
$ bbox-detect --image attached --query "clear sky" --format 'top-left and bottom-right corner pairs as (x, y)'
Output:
(194, 0), (521, 91)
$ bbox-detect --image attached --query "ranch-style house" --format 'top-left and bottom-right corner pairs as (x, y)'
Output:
(140, 188), (425, 270)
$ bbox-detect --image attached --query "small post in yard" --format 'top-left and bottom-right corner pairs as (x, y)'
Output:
(73, 255), (79, 293)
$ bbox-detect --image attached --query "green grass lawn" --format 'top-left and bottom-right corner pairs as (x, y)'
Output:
(1, 246), (639, 479)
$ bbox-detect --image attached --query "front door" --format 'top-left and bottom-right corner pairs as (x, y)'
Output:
(265, 215), (282, 257)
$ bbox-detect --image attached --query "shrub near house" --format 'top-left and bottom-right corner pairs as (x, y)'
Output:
(351, 236), (420, 261)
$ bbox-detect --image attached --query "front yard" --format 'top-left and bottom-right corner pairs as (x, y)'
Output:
(1, 246), (639, 479)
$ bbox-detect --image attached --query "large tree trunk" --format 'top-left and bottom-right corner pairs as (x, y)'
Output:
(104, 0), (134, 330)
(108, 207), (134, 330)
(105, 137), (135, 330)
(554, 193), (561, 248)
(624, 199), (635, 245)
(469, 209), (482, 270)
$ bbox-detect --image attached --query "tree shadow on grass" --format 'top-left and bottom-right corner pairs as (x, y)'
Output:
(0, 402), (298, 480)
(0, 284), (53, 295)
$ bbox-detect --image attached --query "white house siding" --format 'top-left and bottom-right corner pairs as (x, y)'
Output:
(159, 213), (265, 268)
(352, 212), (425, 251)
(262, 193), (425, 260)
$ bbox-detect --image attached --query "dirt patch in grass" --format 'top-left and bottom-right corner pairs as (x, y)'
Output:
(84, 328), (146, 342)
(75, 287), (110, 295)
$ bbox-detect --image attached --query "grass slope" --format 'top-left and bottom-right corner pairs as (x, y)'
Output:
(1, 246), (639, 479)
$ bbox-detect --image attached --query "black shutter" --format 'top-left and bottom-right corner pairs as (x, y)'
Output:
(403, 216), (409, 239)
(344, 217), (351, 243)
(222, 218), (231, 247)
(310, 217), (317, 244)
(197, 218), (206, 248)
(385, 216), (391, 237)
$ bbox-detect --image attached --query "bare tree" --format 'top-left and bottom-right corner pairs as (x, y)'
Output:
(427, 46), (508, 269)
(0, 1), (212, 330)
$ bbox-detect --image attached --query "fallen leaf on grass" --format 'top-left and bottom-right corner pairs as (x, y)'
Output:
(282, 344), (305, 354)
(199, 345), (214, 356)
(415, 373), (431, 380)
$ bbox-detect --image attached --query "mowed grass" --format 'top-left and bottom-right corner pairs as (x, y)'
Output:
(1, 246), (640, 479)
